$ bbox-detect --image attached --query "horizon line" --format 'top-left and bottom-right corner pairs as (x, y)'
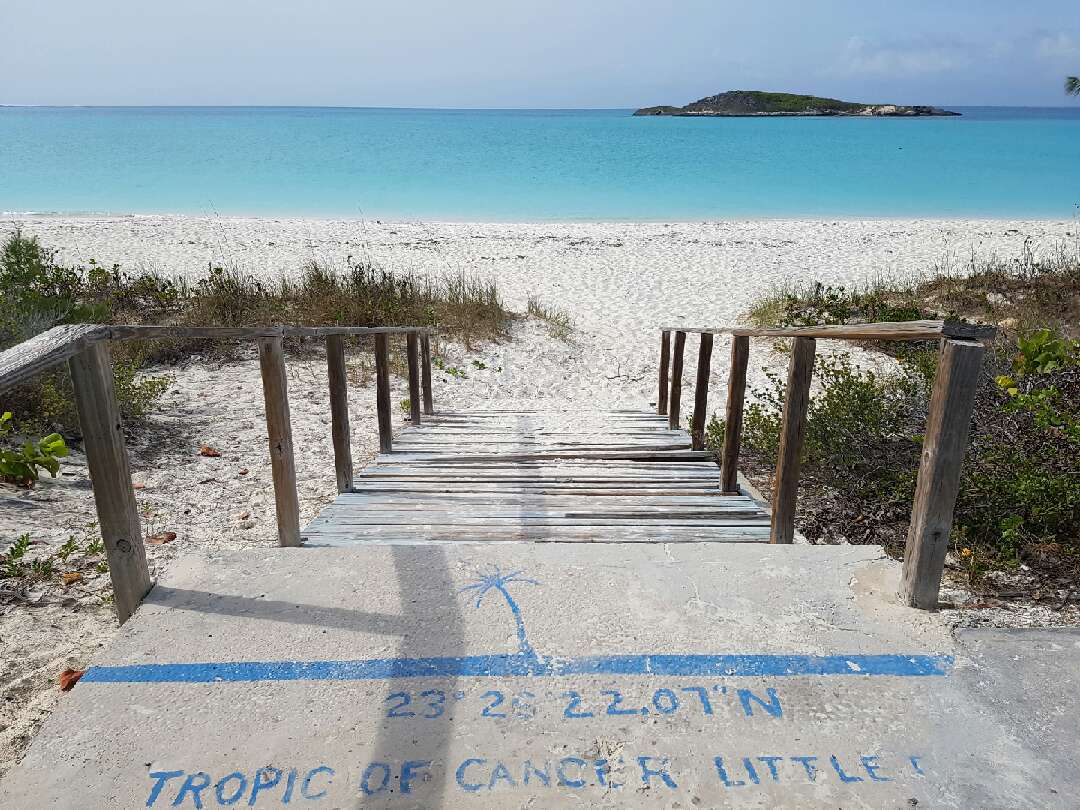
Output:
(3, 103), (1079, 111)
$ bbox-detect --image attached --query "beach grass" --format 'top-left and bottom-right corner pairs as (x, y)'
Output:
(0, 230), (512, 433)
(746, 237), (1080, 339)
(526, 294), (573, 340)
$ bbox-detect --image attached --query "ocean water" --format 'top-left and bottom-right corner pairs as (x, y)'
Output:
(1, 106), (1078, 220)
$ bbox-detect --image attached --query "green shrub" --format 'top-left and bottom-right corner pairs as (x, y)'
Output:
(0, 412), (69, 487)
(1, 531), (110, 584)
(728, 334), (1080, 570)
(730, 354), (924, 499)
(958, 327), (1080, 559)
(0, 232), (173, 432)
(746, 280), (927, 330)
(1, 533), (31, 578)
(739, 241), (1080, 579)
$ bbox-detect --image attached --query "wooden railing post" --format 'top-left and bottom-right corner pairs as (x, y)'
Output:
(658, 331), (671, 415)
(374, 333), (393, 453)
(420, 333), (434, 415)
(667, 330), (687, 430)
(690, 333), (713, 450)
(258, 334), (301, 547)
(325, 334), (353, 493)
(900, 338), (985, 609)
(406, 332), (422, 425)
(68, 341), (152, 625)
(720, 335), (749, 494)
(769, 336), (816, 544)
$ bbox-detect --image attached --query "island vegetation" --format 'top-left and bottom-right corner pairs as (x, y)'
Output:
(635, 90), (959, 117)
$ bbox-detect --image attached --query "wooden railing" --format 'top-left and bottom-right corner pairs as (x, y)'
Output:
(657, 320), (996, 610)
(0, 324), (436, 624)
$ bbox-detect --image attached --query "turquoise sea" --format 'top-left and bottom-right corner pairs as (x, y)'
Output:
(1, 106), (1078, 220)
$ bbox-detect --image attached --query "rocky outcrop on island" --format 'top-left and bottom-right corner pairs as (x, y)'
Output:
(634, 90), (959, 117)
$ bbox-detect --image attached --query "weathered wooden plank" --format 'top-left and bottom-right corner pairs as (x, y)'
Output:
(303, 526), (770, 544)
(406, 332), (422, 426)
(303, 402), (772, 546)
(0, 323), (110, 392)
(258, 335), (301, 547)
(720, 335), (750, 494)
(899, 338), (985, 609)
(326, 334), (353, 493)
(392, 429), (687, 437)
(310, 504), (765, 518)
(391, 440), (689, 449)
(335, 495), (755, 508)
(378, 450), (716, 464)
(67, 342), (151, 625)
(366, 460), (719, 471)
(658, 330), (671, 415)
(420, 333), (434, 415)
(352, 486), (725, 497)
(690, 332), (713, 450)
(355, 488), (721, 498)
(769, 337), (816, 544)
(373, 333), (393, 453)
(391, 441), (689, 449)
(364, 468), (717, 477)
(658, 321), (996, 341)
(351, 475), (740, 485)
(321, 502), (763, 516)
(108, 325), (283, 341)
(356, 482), (721, 491)
(668, 330), (687, 430)
(334, 510), (762, 521)
(286, 326), (436, 338)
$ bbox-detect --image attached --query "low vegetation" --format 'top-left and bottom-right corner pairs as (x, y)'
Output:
(526, 294), (573, 340)
(1, 531), (110, 594)
(747, 238), (1080, 339)
(717, 240), (1080, 599)
(0, 411), (68, 487)
(0, 230), (511, 438)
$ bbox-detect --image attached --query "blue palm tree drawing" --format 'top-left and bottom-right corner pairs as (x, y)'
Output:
(460, 568), (541, 665)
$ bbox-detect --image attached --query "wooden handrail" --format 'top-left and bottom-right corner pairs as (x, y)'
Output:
(0, 324), (437, 391)
(0, 322), (436, 625)
(658, 320), (992, 610)
(658, 320), (996, 341)
(0, 324), (111, 390)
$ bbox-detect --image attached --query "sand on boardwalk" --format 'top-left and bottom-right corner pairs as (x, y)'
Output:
(1, 215), (1078, 777)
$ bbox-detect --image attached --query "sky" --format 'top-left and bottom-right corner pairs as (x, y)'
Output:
(3, 0), (1079, 107)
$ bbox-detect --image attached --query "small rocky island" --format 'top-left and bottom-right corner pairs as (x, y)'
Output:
(635, 90), (959, 117)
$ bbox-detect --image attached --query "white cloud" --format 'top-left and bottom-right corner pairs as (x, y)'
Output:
(833, 36), (969, 78)
(1036, 33), (1080, 64)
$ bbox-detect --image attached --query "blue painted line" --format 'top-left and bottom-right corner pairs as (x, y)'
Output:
(81, 653), (952, 684)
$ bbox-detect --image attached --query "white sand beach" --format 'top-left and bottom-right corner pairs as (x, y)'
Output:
(1, 214), (1077, 775)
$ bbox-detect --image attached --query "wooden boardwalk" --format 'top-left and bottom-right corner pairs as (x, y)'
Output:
(302, 409), (772, 545)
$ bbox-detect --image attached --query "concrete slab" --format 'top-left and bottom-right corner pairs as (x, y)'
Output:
(0, 543), (1072, 809)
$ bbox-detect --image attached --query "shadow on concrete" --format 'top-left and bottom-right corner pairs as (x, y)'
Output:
(144, 586), (409, 636)
(148, 545), (468, 808)
(364, 544), (465, 807)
